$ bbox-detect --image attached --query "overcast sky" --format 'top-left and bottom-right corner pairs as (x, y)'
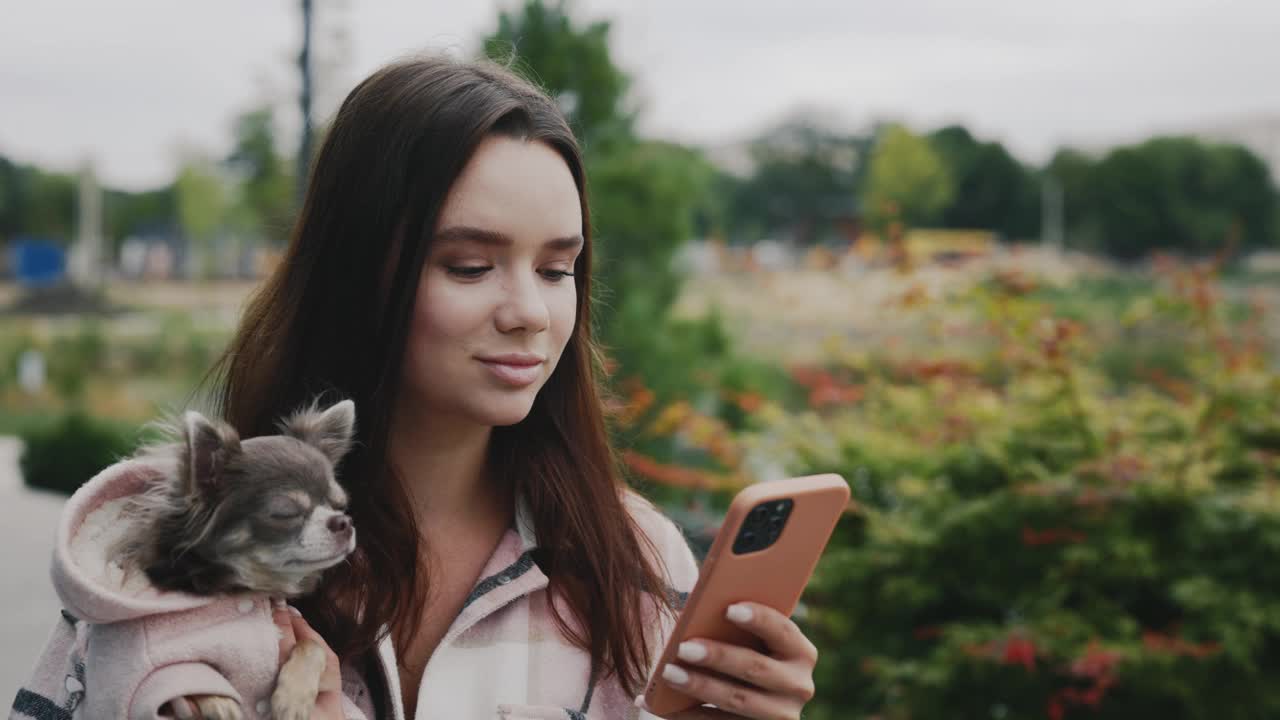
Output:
(3, 0), (1278, 190)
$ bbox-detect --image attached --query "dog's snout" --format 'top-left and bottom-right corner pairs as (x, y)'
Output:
(327, 514), (352, 535)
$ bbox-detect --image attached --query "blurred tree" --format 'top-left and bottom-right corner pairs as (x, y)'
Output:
(862, 124), (954, 231)
(103, 186), (176, 253)
(175, 159), (229, 278)
(15, 168), (78, 243)
(480, 0), (715, 352)
(1046, 149), (1096, 218)
(0, 155), (20, 243)
(1, 152), (177, 252)
(929, 125), (1039, 239)
(1050, 138), (1279, 260)
(483, 0), (631, 147)
(726, 119), (869, 245)
(588, 139), (719, 337)
(226, 108), (295, 246)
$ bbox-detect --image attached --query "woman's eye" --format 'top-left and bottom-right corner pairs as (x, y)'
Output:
(446, 265), (492, 278)
(540, 269), (575, 281)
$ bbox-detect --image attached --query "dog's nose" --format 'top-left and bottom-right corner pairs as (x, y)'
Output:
(327, 514), (352, 534)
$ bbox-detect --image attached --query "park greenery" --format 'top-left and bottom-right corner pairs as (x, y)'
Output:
(4, 2), (1280, 716)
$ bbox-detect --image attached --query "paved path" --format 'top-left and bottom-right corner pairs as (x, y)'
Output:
(0, 437), (66, 703)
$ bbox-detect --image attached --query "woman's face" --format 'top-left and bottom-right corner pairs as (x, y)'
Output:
(401, 135), (582, 429)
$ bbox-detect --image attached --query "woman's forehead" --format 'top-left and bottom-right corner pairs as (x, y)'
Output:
(437, 136), (582, 243)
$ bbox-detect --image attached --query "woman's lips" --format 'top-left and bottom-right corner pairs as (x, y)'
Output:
(477, 355), (544, 387)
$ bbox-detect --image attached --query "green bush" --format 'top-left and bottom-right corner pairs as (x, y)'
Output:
(46, 320), (108, 402)
(20, 412), (140, 496)
(795, 265), (1279, 718)
(636, 260), (1280, 718)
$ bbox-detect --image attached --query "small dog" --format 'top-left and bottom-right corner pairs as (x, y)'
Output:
(114, 399), (358, 720)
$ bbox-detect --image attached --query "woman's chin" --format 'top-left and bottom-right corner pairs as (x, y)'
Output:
(472, 398), (538, 427)
(491, 409), (536, 427)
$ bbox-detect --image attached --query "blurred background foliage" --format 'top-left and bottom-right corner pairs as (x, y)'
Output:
(5, 1), (1280, 716)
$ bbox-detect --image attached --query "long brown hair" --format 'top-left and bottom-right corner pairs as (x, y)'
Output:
(207, 55), (675, 693)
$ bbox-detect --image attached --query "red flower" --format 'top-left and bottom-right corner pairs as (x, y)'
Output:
(1021, 526), (1087, 546)
(1143, 630), (1221, 658)
(1071, 641), (1121, 680)
(1001, 636), (1037, 672)
(913, 625), (942, 640)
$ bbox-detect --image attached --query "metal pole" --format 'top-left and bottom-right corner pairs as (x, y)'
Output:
(297, 0), (314, 205)
(1042, 175), (1064, 250)
(75, 158), (103, 289)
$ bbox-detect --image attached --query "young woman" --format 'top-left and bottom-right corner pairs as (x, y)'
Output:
(18, 55), (820, 720)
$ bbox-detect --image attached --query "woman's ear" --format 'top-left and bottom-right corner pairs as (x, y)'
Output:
(281, 399), (357, 465)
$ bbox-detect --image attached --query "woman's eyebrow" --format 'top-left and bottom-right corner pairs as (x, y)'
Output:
(435, 225), (583, 251)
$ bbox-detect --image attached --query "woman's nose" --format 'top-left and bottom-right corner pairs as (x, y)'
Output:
(495, 274), (550, 333)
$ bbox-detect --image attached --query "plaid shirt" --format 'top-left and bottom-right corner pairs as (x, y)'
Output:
(341, 492), (699, 720)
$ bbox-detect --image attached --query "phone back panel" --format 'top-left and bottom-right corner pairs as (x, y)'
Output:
(644, 473), (850, 715)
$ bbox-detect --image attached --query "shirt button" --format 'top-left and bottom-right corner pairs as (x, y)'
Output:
(238, 598), (255, 614)
(256, 699), (270, 714)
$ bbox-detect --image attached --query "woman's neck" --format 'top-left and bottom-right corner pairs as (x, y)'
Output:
(388, 403), (504, 528)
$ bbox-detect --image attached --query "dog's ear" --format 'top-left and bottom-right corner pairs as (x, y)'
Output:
(282, 399), (356, 465)
(182, 411), (240, 495)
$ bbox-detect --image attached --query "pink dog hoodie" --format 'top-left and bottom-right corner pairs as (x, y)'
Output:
(13, 458), (331, 720)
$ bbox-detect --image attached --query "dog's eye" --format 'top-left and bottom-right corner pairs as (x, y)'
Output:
(265, 499), (305, 521)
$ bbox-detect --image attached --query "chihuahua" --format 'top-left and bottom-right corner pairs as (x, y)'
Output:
(114, 399), (358, 720)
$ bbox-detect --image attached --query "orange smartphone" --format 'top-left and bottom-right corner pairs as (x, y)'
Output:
(642, 473), (850, 716)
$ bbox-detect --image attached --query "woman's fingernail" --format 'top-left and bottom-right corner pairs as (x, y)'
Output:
(662, 663), (690, 685)
(677, 641), (708, 663)
(727, 603), (754, 624)
(287, 605), (302, 617)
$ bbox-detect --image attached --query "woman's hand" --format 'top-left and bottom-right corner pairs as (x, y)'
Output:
(164, 603), (345, 720)
(646, 602), (818, 720)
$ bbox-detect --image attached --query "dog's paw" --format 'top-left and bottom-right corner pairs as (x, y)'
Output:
(192, 695), (243, 720)
(270, 685), (314, 720)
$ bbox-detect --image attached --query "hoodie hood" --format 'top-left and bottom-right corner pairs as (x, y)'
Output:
(52, 458), (215, 624)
